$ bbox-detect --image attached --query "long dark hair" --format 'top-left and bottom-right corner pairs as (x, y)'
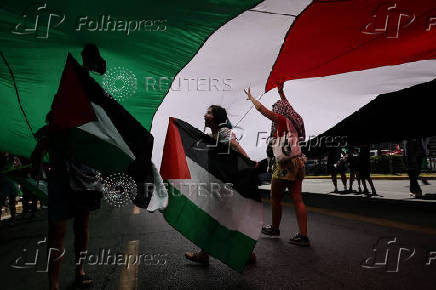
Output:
(209, 105), (232, 129)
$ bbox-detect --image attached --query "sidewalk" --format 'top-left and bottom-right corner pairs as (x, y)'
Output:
(260, 178), (436, 204)
(305, 173), (436, 180)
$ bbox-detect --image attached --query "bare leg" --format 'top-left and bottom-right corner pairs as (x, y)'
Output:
(48, 220), (67, 290)
(357, 173), (362, 193)
(289, 180), (307, 236)
(73, 211), (90, 278)
(362, 179), (369, 193)
(331, 173), (338, 192)
(368, 178), (376, 195)
(271, 178), (286, 229)
(340, 172), (347, 191)
(349, 171), (355, 191)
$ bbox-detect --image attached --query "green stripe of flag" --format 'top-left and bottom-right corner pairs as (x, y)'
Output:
(0, 0), (263, 158)
(54, 128), (134, 174)
(163, 182), (255, 272)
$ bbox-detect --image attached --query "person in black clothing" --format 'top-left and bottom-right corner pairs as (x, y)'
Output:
(358, 145), (376, 196)
(32, 44), (106, 290)
(327, 148), (347, 193)
(405, 138), (429, 197)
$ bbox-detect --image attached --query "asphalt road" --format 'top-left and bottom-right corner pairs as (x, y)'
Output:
(1, 180), (436, 290)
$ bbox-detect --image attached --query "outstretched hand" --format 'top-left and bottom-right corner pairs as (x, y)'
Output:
(244, 87), (253, 100)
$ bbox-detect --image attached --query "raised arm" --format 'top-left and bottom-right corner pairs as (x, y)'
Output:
(244, 87), (281, 123)
(230, 139), (250, 159)
(277, 81), (287, 101)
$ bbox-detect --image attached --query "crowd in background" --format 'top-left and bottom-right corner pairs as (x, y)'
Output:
(0, 151), (41, 226)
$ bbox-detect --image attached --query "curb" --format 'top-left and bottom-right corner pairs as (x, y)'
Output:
(305, 176), (436, 180)
(259, 189), (436, 212)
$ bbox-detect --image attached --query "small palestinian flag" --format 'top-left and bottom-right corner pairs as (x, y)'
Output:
(161, 117), (263, 272)
(49, 54), (154, 208)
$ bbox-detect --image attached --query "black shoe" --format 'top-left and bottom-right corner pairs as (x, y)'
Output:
(185, 251), (209, 265)
(261, 225), (280, 236)
(289, 233), (310, 247)
(410, 184), (422, 195)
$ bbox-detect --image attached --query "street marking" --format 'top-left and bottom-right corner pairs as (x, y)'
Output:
(119, 240), (139, 290)
(262, 199), (436, 236)
(133, 206), (141, 215)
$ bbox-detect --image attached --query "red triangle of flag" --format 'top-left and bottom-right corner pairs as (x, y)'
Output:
(49, 54), (96, 132)
(160, 117), (191, 180)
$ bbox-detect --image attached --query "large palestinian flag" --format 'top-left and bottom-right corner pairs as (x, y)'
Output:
(0, 0), (435, 165)
(152, 0), (436, 163)
(160, 117), (263, 272)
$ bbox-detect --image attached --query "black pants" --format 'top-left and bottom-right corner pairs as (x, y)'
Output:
(406, 140), (424, 192)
